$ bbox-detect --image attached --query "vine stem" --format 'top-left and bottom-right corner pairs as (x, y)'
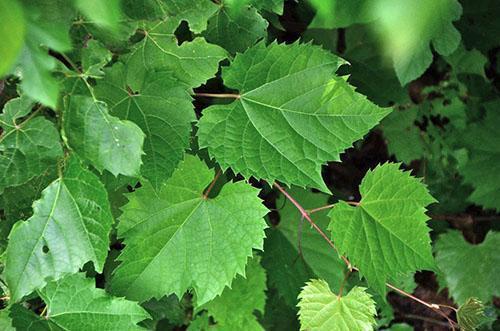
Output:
(40, 305), (47, 318)
(273, 182), (456, 329)
(203, 170), (222, 199)
(272, 182), (352, 269)
(194, 92), (240, 99)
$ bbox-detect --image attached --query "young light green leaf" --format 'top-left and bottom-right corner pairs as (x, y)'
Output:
(435, 231), (500, 304)
(328, 163), (436, 295)
(200, 257), (267, 330)
(63, 95), (145, 177)
(457, 298), (485, 331)
(263, 188), (346, 307)
(38, 273), (150, 330)
(203, 4), (268, 54)
(460, 109), (500, 211)
(298, 280), (376, 331)
(0, 0), (25, 77)
(95, 63), (195, 189)
(5, 157), (113, 302)
(0, 97), (63, 192)
(125, 21), (226, 90)
(198, 42), (390, 192)
(110, 155), (268, 305)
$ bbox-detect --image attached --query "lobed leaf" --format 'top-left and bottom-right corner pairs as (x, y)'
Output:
(298, 279), (376, 331)
(435, 230), (500, 304)
(0, 97), (63, 192)
(328, 163), (436, 295)
(110, 155), (268, 305)
(125, 20), (227, 90)
(95, 63), (195, 189)
(5, 157), (114, 302)
(63, 95), (145, 177)
(198, 41), (390, 191)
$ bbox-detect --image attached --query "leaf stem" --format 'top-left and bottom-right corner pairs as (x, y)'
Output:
(40, 305), (47, 318)
(194, 92), (241, 99)
(203, 170), (222, 199)
(386, 283), (440, 311)
(273, 182), (352, 269)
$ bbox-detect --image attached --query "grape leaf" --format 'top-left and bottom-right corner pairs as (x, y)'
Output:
(203, 3), (268, 54)
(162, 0), (219, 33)
(95, 63), (195, 189)
(435, 230), (500, 304)
(125, 20), (226, 90)
(444, 44), (487, 79)
(251, 0), (284, 14)
(14, 0), (75, 108)
(0, 97), (63, 192)
(74, 0), (122, 29)
(0, 0), (25, 77)
(141, 295), (186, 330)
(39, 273), (150, 330)
(457, 298), (485, 331)
(188, 312), (210, 331)
(9, 274), (150, 330)
(63, 95), (145, 177)
(263, 188), (346, 306)
(262, 289), (301, 331)
(110, 155), (268, 305)
(200, 257), (266, 330)
(343, 25), (409, 106)
(198, 42), (390, 191)
(460, 109), (500, 211)
(10, 305), (51, 331)
(380, 109), (426, 163)
(5, 156), (113, 302)
(373, 0), (462, 85)
(121, 0), (218, 31)
(0, 310), (14, 331)
(455, 0), (500, 52)
(80, 40), (112, 78)
(0, 169), (57, 254)
(308, 0), (375, 29)
(328, 163), (436, 294)
(298, 280), (376, 331)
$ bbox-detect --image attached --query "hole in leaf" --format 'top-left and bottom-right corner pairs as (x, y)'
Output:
(42, 245), (49, 254)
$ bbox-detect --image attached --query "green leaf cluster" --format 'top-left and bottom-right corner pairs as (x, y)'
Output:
(0, 0), (498, 330)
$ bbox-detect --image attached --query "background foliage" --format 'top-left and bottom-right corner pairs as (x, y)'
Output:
(0, 0), (499, 330)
